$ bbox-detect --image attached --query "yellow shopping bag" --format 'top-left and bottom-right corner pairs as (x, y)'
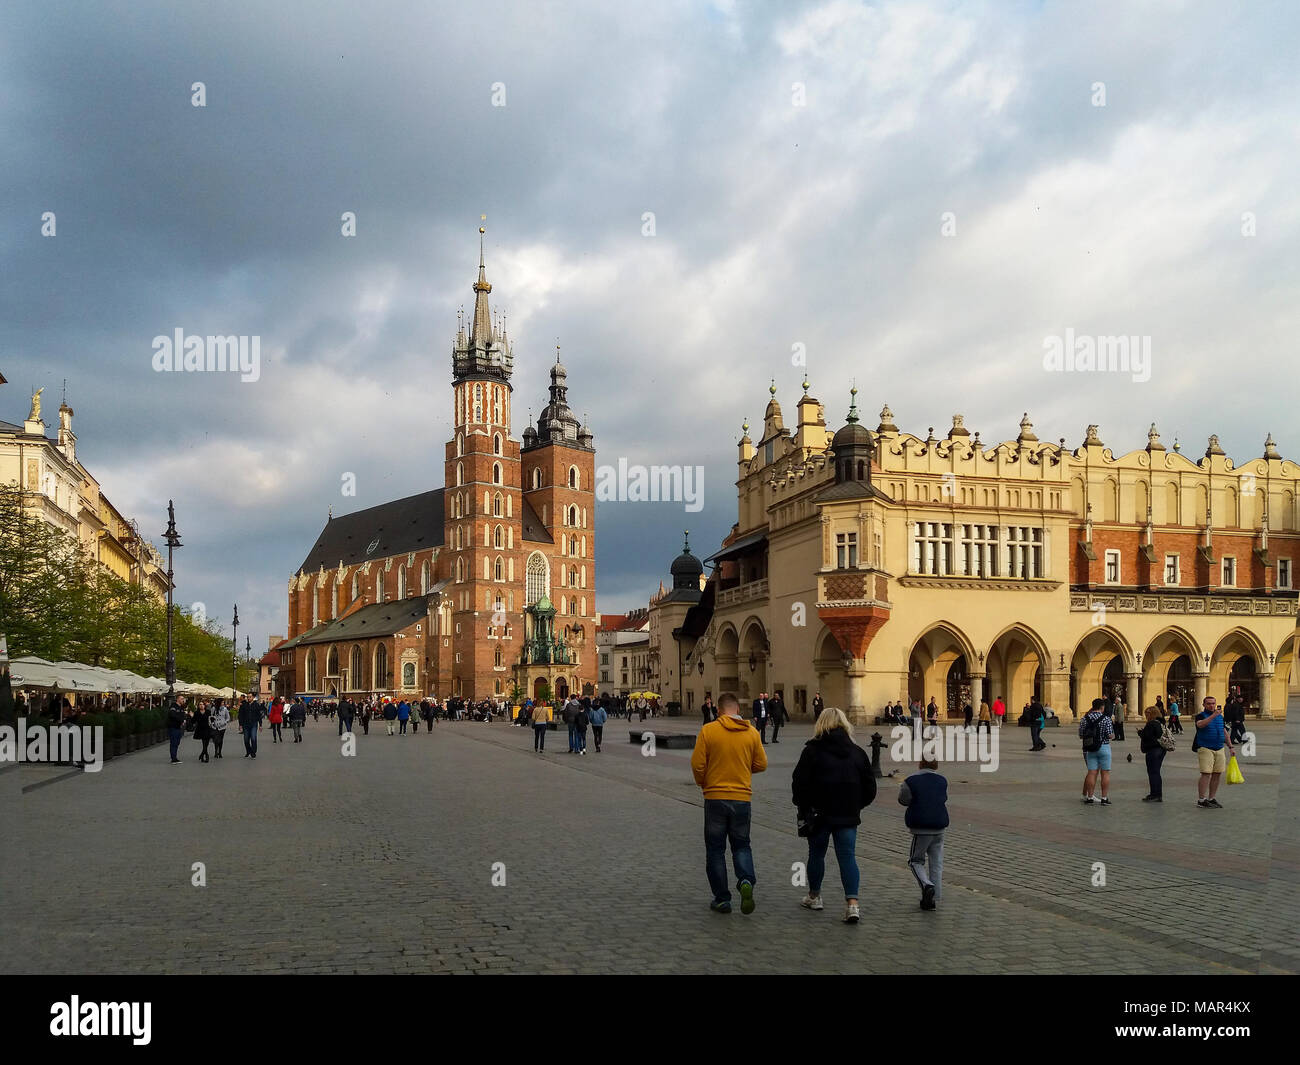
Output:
(1225, 756), (1245, 785)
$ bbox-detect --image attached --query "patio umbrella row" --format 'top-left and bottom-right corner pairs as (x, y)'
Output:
(6, 655), (238, 700)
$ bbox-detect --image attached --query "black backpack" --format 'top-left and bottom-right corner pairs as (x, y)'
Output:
(1080, 712), (1103, 753)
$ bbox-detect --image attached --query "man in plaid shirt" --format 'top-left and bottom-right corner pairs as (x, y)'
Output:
(1079, 697), (1115, 805)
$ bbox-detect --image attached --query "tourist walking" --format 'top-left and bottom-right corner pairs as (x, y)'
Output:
(690, 692), (768, 914)
(193, 702), (213, 763)
(268, 698), (284, 743)
(701, 695), (715, 724)
(289, 698), (306, 742)
(769, 692), (788, 743)
(532, 702), (551, 752)
(1194, 696), (1235, 809)
(976, 701), (991, 735)
(926, 696), (939, 725)
(1109, 693), (1126, 742)
(238, 698), (260, 758)
(992, 695), (1006, 727)
(360, 703), (371, 734)
(574, 701), (589, 755)
(210, 699), (230, 758)
(752, 692), (769, 744)
(898, 755), (949, 910)
(812, 692), (824, 721)
(1028, 696), (1046, 751)
(338, 698), (354, 735)
(589, 700), (607, 752)
(166, 694), (188, 764)
(397, 700), (411, 735)
(1079, 698), (1114, 804)
(1168, 696), (1182, 734)
(791, 707), (875, 923)
(1138, 705), (1170, 801)
(963, 701), (973, 730)
(562, 697), (579, 752)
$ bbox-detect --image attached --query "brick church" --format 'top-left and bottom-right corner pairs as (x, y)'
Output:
(275, 230), (597, 703)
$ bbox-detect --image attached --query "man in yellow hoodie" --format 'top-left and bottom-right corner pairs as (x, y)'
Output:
(691, 692), (768, 914)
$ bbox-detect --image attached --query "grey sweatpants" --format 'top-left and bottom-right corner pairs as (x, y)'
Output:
(908, 832), (944, 901)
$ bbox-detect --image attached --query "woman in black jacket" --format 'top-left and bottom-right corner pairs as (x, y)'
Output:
(1137, 705), (1167, 802)
(791, 708), (877, 924)
(192, 702), (213, 763)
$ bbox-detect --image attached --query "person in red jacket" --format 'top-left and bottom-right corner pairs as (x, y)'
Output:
(992, 696), (1006, 727)
(268, 698), (285, 743)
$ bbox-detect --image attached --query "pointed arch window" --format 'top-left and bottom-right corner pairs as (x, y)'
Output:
(532, 468), (542, 490)
(493, 433), (502, 455)
(306, 649), (318, 691)
(457, 434), (464, 457)
(421, 561), (431, 594)
(493, 462), (502, 485)
(493, 492), (503, 517)
(350, 644), (363, 689)
(494, 525), (504, 548)
(351, 573), (359, 601)
(526, 552), (549, 605)
(494, 556), (504, 581)
(376, 571), (385, 602)
(568, 505), (577, 526)
(397, 567), (406, 600)
(375, 643), (388, 690)
(456, 463), (464, 487)
(569, 466), (578, 489)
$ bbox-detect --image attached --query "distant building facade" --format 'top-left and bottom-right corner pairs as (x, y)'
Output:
(0, 386), (170, 601)
(652, 380), (1299, 722)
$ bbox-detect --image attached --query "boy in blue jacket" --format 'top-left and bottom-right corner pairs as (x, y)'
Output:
(898, 756), (949, 911)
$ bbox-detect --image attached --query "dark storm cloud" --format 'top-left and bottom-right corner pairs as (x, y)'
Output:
(2, 0), (1297, 652)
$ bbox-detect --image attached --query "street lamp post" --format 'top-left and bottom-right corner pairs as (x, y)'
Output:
(163, 501), (182, 699)
(245, 636), (252, 696)
(232, 604), (240, 692)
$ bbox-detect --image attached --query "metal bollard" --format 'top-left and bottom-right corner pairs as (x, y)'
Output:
(869, 732), (885, 778)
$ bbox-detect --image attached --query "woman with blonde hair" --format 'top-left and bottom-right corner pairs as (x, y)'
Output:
(791, 707), (877, 923)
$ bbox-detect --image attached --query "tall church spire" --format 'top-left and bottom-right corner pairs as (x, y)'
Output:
(470, 225), (493, 348)
(452, 225), (513, 384)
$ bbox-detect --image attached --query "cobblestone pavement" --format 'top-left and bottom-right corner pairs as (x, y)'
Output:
(1, 705), (1294, 975)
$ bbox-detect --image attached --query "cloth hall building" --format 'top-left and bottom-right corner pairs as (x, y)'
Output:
(275, 234), (597, 702)
(652, 381), (1299, 723)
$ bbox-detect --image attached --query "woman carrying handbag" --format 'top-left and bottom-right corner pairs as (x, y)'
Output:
(791, 708), (877, 924)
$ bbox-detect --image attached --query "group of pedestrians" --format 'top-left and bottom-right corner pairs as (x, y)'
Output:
(1079, 693), (1237, 807)
(689, 693), (947, 921)
(749, 692), (789, 743)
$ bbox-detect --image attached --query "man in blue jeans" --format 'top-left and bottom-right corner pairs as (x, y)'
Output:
(690, 692), (768, 913)
(166, 694), (189, 764)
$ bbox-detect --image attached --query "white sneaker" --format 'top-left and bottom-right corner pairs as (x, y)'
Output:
(844, 901), (860, 923)
(800, 894), (824, 910)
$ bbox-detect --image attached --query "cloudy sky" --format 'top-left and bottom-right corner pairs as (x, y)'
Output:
(3, 0), (1298, 653)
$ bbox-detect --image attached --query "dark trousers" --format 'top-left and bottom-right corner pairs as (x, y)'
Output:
(1169, 715), (1182, 733)
(199, 736), (211, 761)
(770, 718), (782, 742)
(1113, 715), (1125, 740)
(1230, 720), (1245, 744)
(592, 725), (603, 750)
(1145, 747), (1166, 797)
(271, 722), (282, 742)
(534, 723), (547, 751)
(704, 799), (756, 903)
(1029, 724), (1042, 749)
(757, 719), (768, 743)
(576, 727), (588, 751)
(243, 726), (257, 755)
(212, 730), (225, 757)
(362, 718), (370, 734)
(168, 727), (183, 761)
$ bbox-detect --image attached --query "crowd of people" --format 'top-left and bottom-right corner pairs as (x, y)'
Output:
(160, 692), (521, 762)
